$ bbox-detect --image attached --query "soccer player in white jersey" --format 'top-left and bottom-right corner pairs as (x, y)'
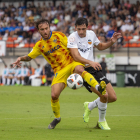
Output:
(21, 65), (29, 85)
(14, 66), (22, 85)
(2, 65), (9, 85)
(7, 64), (15, 85)
(29, 64), (42, 80)
(67, 17), (122, 130)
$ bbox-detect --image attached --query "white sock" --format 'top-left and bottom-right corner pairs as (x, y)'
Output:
(95, 85), (99, 91)
(88, 97), (100, 111)
(22, 80), (24, 85)
(98, 100), (107, 122)
(7, 79), (10, 85)
(55, 117), (61, 121)
(12, 79), (15, 85)
(17, 80), (20, 85)
(2, 77), (6, 85)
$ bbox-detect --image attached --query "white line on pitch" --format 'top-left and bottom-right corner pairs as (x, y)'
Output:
(0, 115), (139, 120)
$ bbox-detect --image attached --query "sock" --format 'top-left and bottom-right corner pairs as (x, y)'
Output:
(51, 99), (60, 118)
(98, 100), (107, 122)
(17, 80), (20, 85)
(12, 79), (15, 85)
(22, 80), (24, 85)
(88, 97), (100, 111)
(7, 79), (10, 85)
(2, 77), (6, 85)
(82, 71), (99, 88)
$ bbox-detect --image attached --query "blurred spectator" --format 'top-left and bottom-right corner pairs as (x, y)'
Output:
(43, 64), (54, 86)
(116, 16), (123, 30)
(14, 65), (21, 85)
(31, 31), (41, 43)
(100, 57), (109, 76)
(7, 64), (15, 85)
(70, 1), (76, 12)
(105, 15), (112, 25)
(21, 65), (29, 85)
(64, 12), (71, 22)
(102, 22), (110, 32)
(127, 21), (134, 35)
(0, 9), (5, 17)
(29, 64), (42, 80)
(120, 21), (129, 36)
(2, 65), (9, 85)
(124, 0), (131, 9)
(26, 8), (32, 17)
(125, 16), (131, 23)
(50, 22), (57, 31)
(136, 9), (140, 18)
(96, 2), (105, 11)
(110, 4), (118, 13)
(91, 22), (98, 33)
(106, 26), (115, 39)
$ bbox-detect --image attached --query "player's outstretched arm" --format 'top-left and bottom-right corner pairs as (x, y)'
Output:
(12, 55), (32, 68)
(69, 48), (102, 71)
(96, 32), (122, 50)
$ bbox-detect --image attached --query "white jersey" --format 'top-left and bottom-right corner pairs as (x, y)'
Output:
(35, 67), (42, 75)
(2, 68), (9, 76)
(15, 68), (21, 77)
(8, 68), (15, 76)
(67, 30), (100, 63)
(21, 68), (29, 76)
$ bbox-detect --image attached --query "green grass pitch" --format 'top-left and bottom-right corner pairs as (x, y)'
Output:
(0, 86), (140, 140)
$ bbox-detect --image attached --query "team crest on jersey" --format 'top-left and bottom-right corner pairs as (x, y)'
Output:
(53, 38), (57, 43)
(69, 37), (75, 42)
(88, 39), (92, 45)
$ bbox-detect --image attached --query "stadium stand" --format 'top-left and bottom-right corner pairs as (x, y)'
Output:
(0, 0), (140, 85)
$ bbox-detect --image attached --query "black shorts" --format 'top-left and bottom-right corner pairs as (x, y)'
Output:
(83, 67), (110, 93)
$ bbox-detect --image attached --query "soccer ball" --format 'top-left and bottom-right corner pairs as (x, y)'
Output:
(67, 73), (83, 89)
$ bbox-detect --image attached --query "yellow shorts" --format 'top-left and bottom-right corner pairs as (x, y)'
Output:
(51, 61), (84, 87)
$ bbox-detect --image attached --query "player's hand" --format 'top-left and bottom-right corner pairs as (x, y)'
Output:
(12, 57), (22, 68)
(111, 32), (122, 43)
(89, 61), (102, 71)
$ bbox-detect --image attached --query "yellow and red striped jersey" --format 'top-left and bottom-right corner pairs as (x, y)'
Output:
(28, 31), (73, 73)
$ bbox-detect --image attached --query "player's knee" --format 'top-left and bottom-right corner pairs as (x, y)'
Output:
(74, 65), (84, 75)
(109, 94), (117, 103)
(111, 95), (117, 102)
(51, 92), (59, 100)
(102, 93), (108, 102)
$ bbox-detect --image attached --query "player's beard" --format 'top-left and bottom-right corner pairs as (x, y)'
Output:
(42, 32), (50, 40)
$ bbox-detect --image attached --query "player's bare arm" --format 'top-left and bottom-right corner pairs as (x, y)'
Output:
(95, 32), (122, 50)
(12, 55), (32, 68)
(69, 48), (102, 70)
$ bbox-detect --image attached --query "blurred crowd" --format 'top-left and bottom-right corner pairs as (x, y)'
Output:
(0, 0), (140, 50)
(0, 63), (54, 86)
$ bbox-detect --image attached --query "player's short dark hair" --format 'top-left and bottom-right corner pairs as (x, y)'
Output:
(35, 19), (50, 30)
(75, 17), (88, 27)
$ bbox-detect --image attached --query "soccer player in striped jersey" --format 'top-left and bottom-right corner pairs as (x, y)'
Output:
(12, 19), (106, 129)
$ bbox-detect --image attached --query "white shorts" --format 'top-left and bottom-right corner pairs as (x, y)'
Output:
(29, 74), (40, 80)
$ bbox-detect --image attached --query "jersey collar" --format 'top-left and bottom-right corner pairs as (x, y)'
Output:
(42, 31), (52, 40)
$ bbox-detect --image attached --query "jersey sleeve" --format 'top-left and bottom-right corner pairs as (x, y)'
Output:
(28, 42), (41, 59)
(67, 34), (78, 48)
(60, 35), (68, 47)
(92, 31), (100, 46)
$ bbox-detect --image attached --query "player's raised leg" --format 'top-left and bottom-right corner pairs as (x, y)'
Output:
(106, 83), (117, 103)
(74, 65), (106, 95)
(48, 82), (65, 129)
